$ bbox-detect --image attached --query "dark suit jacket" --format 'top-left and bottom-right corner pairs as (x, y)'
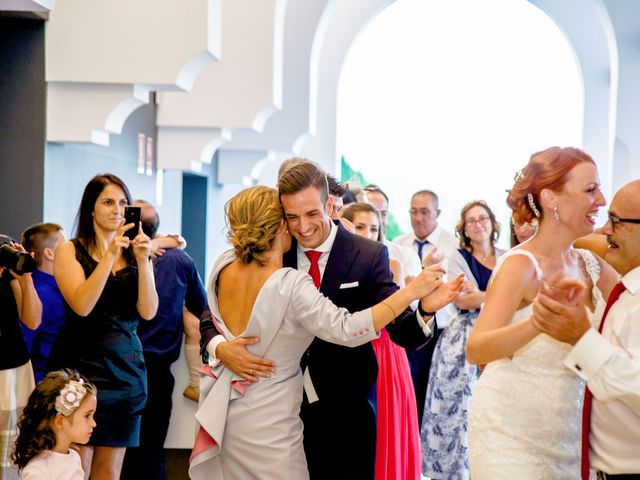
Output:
(286, 223), (432, 401)
(292, 224), (432, 479)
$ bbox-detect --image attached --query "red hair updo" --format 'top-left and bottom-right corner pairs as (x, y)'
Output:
(507, 146), (595, 224)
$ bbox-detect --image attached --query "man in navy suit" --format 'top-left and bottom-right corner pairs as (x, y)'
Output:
(203, 161), (438, 479)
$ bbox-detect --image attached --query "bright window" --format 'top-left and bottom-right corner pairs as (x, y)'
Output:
(337, 0), (583, 248)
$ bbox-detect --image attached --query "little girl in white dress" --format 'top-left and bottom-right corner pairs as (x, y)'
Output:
(12, 369), (97, 480)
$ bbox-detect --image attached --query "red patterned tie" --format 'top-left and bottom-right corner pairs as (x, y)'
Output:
(305, 250), (322, 289)
(580, 280), (626, 480)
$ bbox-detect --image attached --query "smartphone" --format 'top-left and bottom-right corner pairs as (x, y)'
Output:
(124, 206), (141, 240)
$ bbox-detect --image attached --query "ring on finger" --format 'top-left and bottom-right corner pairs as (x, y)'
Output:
(249, 369), (253, 375)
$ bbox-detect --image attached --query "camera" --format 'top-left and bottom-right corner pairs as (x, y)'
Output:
(0, 234), (37, 275)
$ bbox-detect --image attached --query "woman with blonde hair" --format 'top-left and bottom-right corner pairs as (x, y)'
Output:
(189, 186), (463, 480)
(466, 147), (618, 478)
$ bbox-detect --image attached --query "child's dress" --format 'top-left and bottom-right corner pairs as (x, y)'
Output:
(22, 449), (84, 480)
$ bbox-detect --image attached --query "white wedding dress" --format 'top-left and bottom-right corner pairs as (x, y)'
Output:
(468, 249), (605, 480)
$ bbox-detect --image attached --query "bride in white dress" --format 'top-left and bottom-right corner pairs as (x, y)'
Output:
(466, 147), (618, 479)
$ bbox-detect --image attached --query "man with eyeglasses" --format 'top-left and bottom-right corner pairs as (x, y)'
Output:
(394, 190), (458, 266)
(532, 180), (640, 479)
(363, 184), (421, 285)
(392, 190), (458, 426)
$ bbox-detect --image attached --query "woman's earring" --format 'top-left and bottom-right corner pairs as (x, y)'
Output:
(553, 207), (560, 221)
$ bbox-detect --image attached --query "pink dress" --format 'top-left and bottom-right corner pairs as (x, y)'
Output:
(372, 328), (421, 480)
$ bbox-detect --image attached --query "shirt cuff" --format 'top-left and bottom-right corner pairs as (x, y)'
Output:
(564, 328), (618, 380)
(206, 335), (227, 366)
(415, 309), (436, 337)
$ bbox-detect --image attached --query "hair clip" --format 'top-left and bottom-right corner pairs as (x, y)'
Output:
(55, 379), (87, 416)
(527, 193), (541, 218)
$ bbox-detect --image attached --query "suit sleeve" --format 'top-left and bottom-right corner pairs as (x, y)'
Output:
(368, 243), (433, 350)
(184, 261), (208, 319)
(199, 306), (218, 358)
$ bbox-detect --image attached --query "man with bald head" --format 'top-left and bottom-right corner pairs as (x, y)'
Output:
(533, 180), (640, 478)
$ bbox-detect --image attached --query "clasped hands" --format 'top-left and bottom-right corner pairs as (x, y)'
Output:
(531, 273), (591, 345)
(413, 263), (465, 314)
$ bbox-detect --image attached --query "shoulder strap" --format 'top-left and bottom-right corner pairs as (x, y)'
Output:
(493, 248), (543, 279)
(574, 248), (601, 285)
(70, 238), (96, 276)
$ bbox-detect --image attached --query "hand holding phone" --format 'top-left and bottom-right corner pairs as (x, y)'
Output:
(124, 206), (141, 240)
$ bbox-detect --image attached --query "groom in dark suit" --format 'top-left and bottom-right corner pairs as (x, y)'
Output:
(278, 162), (437, 479)
(203, 161), (437, 479)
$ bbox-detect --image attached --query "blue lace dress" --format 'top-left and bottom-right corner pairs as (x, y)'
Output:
(420, 248), (495, 480)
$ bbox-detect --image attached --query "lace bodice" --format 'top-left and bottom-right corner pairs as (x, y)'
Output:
(468, 248), (606, 479)
(499, 248), (604, 371)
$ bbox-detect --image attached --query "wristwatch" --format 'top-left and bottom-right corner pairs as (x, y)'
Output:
(418, 303), (436, 318)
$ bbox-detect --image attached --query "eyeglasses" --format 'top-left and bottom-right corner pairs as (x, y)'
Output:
(608, 211), (640, 228)
(464, 215), (491, 226)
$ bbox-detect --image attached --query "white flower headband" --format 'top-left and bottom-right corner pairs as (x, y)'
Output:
(55, 379), (87, 416)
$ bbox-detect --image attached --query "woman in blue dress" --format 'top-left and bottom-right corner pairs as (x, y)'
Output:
(421, 200), (504, 480)
(49, 174), (158, 480)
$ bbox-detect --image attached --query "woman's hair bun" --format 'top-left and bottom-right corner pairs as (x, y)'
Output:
(225, 186), (284, 265)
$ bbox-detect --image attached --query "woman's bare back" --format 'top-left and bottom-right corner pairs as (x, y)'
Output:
(217, 260), (279, 336)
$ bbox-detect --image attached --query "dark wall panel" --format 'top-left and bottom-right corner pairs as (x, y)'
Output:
(182, 173), (207, 279)
(0, 18), (45, 239)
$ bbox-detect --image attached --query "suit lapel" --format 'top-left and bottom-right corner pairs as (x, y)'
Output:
(321, 225), (358, 299)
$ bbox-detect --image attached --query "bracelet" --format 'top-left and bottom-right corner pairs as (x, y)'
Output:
(418, 303), (436, 318)
(380, 300), (398, 318)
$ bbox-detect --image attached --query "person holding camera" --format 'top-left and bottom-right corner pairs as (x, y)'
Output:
(47, 174), (158, 480)
(0, 237), (42, 480)
(19, 223), (67, 384)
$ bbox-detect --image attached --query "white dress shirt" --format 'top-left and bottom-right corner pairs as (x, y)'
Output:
(296, 222), (339, 280)
(564, 265), (640, 474)
(392, 224), (459, 262)
(393, 225), (459, 328)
